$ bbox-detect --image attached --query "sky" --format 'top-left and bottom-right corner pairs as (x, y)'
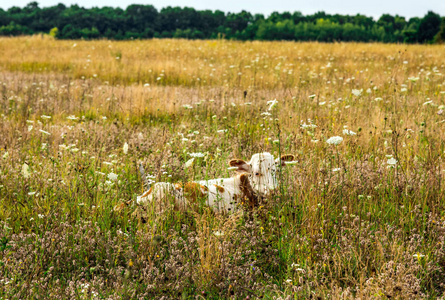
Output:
(1, 0), (445, 20)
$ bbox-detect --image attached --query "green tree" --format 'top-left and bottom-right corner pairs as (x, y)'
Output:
(125, 5), (158, 32)
(417, 11), (441, 43)
(49, 27), (58, 37)
(0, 21), (32, 35)
(434, 17), (445, 43)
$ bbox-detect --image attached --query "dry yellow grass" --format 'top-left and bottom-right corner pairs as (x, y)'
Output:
(1, 37), (445, 299)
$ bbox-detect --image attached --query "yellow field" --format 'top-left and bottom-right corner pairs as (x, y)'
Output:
(1, 36), (445, 299)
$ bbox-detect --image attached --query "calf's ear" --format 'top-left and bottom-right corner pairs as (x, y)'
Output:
(229, 159), (251, 172)
(275, 154), (295, 166)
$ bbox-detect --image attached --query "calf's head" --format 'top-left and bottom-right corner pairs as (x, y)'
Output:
(229, 152), (295, 196)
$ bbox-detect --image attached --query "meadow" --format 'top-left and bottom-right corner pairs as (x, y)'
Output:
(1, 36), (445, 299)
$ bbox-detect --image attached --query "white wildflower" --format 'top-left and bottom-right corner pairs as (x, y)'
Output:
(295, 268), (305, 272)
(28, 191), (36, 196)
(28, 125), (33, 132)
(351, 89), (362, 96)
(2, 151), (8, 159)
(185, 158), (195, 168)
(267, 99), (278, 111)
(401, 88), (407, 92)
(284, 161), (298, 165)
(123, 142), (129, 154)
(408, 77), (419, 82)
(38, 214), (44, 219)
(189, 152), (205, 158)
(413, 253), (425, 259)
(387, 157), (398, 166)
(107, 173), (118, 181)
(332, 168), (341, 172)
(67, 115), (78, 120)
(301, 123), (317, 129)
(22, 163), (30, 178)
(343, 129), (356, 136)
(41, 115), (51, 119)
(39, 129), (51, 135)
(213, 231), (224, 237)
(261, 112), (272, 116)
(326, 136), (343, 145)
(217, 129), (227, 133)
(308, 94), (316, 99)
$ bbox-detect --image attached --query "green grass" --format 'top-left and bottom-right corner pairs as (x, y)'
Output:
(1, 38), (445, 299)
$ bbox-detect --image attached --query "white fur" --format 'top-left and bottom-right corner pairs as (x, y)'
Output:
(136, 152), (291, 213)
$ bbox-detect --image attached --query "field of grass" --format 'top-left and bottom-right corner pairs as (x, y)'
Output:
(1, 36), (445, 299)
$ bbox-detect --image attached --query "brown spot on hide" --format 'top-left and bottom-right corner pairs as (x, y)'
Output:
(214, 184), (225, 193)
(183, 182), (208, 204)
(113, 203), (126, 212)
(229, 159), (250, 172)
(113, 199), (133, 212)
(281, 154), (294, 161)
(238, 173), (259, 209)
(229, 159), (244, 166)
(279, 154), (295, 165)
(141, 187), (153, 198)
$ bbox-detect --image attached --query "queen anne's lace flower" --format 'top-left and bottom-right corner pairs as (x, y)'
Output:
(326, 136), (343, 145)
(387, 157), (397, 166)
(189, 152), (205, 158)
(22, 163), (30, 178)
(343, 129), (356, 136)
(107, 172), (118, 181)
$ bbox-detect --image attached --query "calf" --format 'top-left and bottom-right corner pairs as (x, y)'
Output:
(134, 152), (295, 214)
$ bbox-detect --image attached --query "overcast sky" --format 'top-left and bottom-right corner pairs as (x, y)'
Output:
(1, 0), (445, 20)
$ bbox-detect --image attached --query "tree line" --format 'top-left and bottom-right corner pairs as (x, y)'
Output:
(1, 2), (445, 43)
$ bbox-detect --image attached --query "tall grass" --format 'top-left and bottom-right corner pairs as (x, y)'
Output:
(1, 36), (445, 299)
